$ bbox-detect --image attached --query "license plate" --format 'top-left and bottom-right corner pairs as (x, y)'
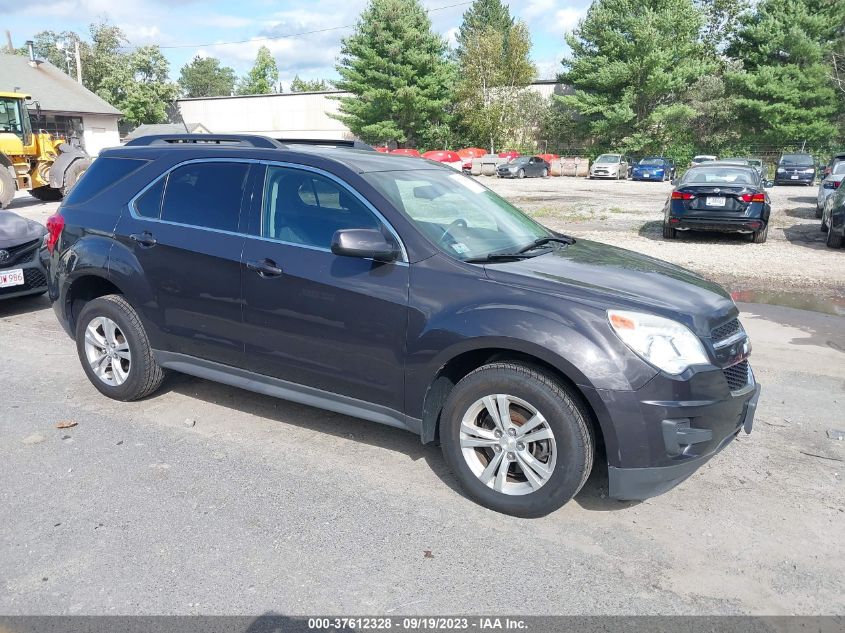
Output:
(706, 196), (726, 207)
(790, 175), (799, 180)
(0, 268), (25, 288)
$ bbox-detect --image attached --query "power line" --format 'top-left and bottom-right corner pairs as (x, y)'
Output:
(120, 0), (472, 51)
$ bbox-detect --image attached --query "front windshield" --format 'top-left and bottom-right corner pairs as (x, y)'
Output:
(681, 167), (757, 186)
(638, 158), (664, 166)
(0, 98), (24, 137)
(363, 169), (551, 261)
(595, 154), (620, 163)
(781, 154), (813, 166)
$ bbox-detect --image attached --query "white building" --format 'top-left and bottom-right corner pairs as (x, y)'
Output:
(0, 53), (122, 155)
(176, 81), (568, 140)
(177, 91), (354, 140)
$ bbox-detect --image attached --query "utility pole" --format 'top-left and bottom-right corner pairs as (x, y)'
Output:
(74, 39), (82, 84)
(5, 30), (13, 54)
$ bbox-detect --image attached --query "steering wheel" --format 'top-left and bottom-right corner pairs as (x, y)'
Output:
(438, 218), (467, 244)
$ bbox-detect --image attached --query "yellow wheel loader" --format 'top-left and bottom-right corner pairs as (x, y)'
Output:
(0, 91), (91, 209)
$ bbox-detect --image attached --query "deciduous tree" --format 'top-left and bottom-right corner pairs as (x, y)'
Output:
(237, 46), (279, 95)
(289, 75), (333, 92)
(178, 56), (236, 98)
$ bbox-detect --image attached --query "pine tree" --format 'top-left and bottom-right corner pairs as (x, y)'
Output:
(334, 0), (453, 147)
(560, 0), (710, 154)
(290, 75), (332, 92)
(726, 0), (842, 148)
(456, 0), (514, 55)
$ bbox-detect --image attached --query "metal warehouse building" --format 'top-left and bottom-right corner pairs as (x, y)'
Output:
(176, 80), (567, 139)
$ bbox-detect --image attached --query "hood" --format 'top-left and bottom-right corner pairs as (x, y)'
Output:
(483, 239), (735, 335)
(0, 211), (47, 249)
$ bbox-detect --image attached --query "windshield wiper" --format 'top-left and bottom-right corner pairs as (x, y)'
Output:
(464, 253), (538, 263)
(516, 235), (576, 253)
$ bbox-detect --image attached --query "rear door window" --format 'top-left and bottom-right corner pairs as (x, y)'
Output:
(159, 162), (250, 232)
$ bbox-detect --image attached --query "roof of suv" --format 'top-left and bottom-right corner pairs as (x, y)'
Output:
(112, 134), (442, 174)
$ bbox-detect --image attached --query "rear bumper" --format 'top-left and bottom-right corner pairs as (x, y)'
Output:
(670, 217), (765, 233)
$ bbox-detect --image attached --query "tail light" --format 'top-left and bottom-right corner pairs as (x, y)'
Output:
(740, 193), (766, 203)
(671, 191), (694, 200)
(823, 180), (841, 190)
(45, 213), (64, 254)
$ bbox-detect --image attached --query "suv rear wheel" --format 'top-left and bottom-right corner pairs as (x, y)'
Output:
(440, 363), (594, 517)
(75, 295), (164, 401)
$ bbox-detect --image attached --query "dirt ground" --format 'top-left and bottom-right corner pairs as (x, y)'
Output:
(481, 175), (845, 305)
(1, 186), (844, 616)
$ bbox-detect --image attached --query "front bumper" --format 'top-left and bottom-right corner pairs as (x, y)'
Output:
(590, 171), (617, 178)
(775, 173), (814, 185)
(582, 358), (760, 501)
(497, 171), (518, 178)
(0, 244), (48, 301)
(608, 383), (760, 499)
(632, 171), (665, 180)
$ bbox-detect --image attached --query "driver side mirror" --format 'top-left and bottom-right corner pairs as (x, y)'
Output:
(763, 180), (774, 188)
(331, 228), (399, 262)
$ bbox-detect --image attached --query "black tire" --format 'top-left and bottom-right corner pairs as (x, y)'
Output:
(815, 205), (823, 219)
(440, 362), (594, 518)
(542, 168), (548, 178)
(663, 223), (677, 239)
(827, 224), (844, 249)
(751, 223), (768, 243)
(29, 186), (63, 202)
(517, 169), (525, 179)
(0, 165), (15, 209)
(62, 159), (92, 197)
(75, 294), (165, 401)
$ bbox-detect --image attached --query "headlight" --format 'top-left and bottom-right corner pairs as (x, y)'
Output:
(607, 310), (709, 375)
(777, 168), (785, 173)
(803, 168), (815, 174)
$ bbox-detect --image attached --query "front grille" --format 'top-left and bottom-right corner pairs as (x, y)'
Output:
(0, 239), (39, 267)
(723, 360), (750, 392)
(0, 267), (46, 297)
(712, 318), (742, 343)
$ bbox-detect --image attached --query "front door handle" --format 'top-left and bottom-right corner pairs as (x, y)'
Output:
(246, 258), (283, 278)
(129, 232), (157, 248)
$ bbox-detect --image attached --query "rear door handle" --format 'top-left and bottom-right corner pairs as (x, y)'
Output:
(129, 232), (157, 248)
(246, 258), (283, 278)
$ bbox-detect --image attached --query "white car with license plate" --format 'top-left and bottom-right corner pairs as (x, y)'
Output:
(0, 210), (48, 301)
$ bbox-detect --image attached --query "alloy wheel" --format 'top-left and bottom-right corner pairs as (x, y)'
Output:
(83, 316), (131, 386)
(459, 394), (557, 495)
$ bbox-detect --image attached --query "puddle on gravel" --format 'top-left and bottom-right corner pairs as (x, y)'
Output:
(730, 289), (845, 316)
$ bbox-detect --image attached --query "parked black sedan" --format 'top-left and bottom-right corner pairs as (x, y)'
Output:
(0, 211), (48, 300)
(496, 156), (550, 179)
(663, 162), (773, 243)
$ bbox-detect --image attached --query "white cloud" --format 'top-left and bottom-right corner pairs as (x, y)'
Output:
(554, 6), (587, 33)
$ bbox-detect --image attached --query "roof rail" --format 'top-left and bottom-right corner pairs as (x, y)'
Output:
(277, 138), (375, 151)
(125, 134), (284, 149)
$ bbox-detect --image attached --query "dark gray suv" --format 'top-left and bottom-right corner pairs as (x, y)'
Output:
(46, 135), (759, 517)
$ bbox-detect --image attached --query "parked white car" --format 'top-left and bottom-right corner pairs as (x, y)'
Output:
(589, 154), (629, 179)
(817, 161), (845, 217)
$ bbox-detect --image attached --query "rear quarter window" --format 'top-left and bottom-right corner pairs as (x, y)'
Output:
(63, 157), (149, 206)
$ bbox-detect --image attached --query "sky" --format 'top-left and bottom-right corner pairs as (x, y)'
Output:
(0, 0), (591, 89)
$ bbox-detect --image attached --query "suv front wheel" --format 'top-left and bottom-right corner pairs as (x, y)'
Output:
(75, 294), (165, 401)
(440, 363), (594, 517)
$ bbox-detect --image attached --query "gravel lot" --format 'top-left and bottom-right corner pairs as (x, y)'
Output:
(1, 186), (843, 616)
(482, 176), (845, 304)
